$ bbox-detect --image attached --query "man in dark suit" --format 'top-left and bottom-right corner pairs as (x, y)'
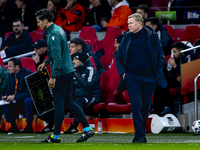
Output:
(116, 13), (167, 143)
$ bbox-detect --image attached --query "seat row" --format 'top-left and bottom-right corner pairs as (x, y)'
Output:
(164, 25), (200, 45)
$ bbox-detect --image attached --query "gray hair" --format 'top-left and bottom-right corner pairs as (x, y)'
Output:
(128, 13), (144, 26)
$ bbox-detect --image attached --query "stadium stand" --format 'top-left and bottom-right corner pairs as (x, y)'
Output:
(29, 30), (44, 43)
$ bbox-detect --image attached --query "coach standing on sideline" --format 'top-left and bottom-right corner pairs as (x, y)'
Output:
(116, 13), (167, 143)
(35, 9), (94, 143)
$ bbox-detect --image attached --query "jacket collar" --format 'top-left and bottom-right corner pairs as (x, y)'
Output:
(45, 23), (55, 33)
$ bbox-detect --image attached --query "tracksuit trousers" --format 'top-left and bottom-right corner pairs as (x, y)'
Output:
(53, 72), (89, 135)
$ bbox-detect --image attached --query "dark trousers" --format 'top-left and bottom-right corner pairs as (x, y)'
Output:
(53, 73), (89, 135)
(2, 97), (34, 123)
(73, 97), (97, 124)
(125, 73), (157, 137)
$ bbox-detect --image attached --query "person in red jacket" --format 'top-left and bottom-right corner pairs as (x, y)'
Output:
(101, 0), (132, 31)
(55, 0), (85, 31)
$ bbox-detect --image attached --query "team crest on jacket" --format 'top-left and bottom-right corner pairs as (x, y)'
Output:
(51, 36), (55, 40)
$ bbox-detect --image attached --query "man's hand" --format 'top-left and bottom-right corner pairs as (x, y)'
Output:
(6, 95), (15, 102)
(168, 57), (177, 68)
(65, 0), (74, 10)
(101, 20), (107, 28)
(33, 53), (40, 63)
(177, 76), (181, 82)
(48, 78), (56, 88)
(122, 73), (126, 80)
(2, 96), (7, 101)
(37, 62), (45, 71)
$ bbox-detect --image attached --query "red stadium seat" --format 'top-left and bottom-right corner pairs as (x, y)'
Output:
(164, 25), (175, 40)
(182, 25), (200, 45)
(0, 57), (5, 67)
(20, 57), (36, 72)
(79, 26), (98, 53)
(89, 56), (97, 69)
(4, 32), (13, 40)
(95, 26), (122, 53)
(173, 28), (185, 42)
(30, 30), (44, 43)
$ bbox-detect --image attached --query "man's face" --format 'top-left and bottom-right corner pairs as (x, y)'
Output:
(72, 57), (83, 67)
(114, 41), (120, 51)
(69, 43), (81, 54)
(0, 0), (5, 8)
(7, 61), (18, 74)
(67, 0), (76, 6)
(136, 9), (148, 19)
(172, 48), (180, 59)
(89, 0), (100, 8)
(13, 21), (23, 35)
(36, 17), (47, 30)
(35, 47), (47, 55)
(15, 0), (23, 9)
(145, 21), (156, 31)
(128, 17), (141, 33)
(110, 0), (117, 7)
(47, 0), (55, 12)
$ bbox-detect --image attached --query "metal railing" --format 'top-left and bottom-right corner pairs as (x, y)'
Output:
(167, 0), (174, 25)
(194, 74), (200, 120)
(3, 51), (35, 64)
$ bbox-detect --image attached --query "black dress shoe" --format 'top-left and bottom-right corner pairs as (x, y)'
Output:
(132, 136), (147, 143)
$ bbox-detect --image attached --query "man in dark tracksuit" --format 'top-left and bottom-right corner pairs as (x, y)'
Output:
(36, 9), (94, 143)
(116, 13), (167, 143)
(65, 53), (100, 133)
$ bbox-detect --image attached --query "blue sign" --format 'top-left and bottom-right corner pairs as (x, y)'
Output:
(183, 10), (200, 20)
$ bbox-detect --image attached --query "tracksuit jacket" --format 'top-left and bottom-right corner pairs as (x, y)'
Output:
(44, 23), (74, 78)
(73, 59), (101, 103)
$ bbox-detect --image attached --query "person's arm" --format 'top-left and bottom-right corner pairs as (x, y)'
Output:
(74, 67), (98, 91)
(116, 38), (126, 78)
(64, 7), (85, 24)
(48, 33), (62, 78)
(156, 35), (166, 80)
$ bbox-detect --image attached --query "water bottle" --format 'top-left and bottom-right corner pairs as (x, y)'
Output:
(98, 119), (102, 134)
(166, 50), (174, 71)
(166, 63), (172, 71)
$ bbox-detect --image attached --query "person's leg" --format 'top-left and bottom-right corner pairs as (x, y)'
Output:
(64, 76), (90, 129)
(125, 74), (145, 138)
(141, 76), (157, 129)
(23, 97), (34, 132)
(2, 104), (19, 132)
(65, 97), (97, 133)
(73, 97), (97, 124)
(92, 25), (103, 32)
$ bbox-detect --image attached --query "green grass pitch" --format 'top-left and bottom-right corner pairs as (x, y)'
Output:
(0, 133), (199, 150)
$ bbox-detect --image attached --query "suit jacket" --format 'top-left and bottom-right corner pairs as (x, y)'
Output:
(116, 27), (167, 91)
